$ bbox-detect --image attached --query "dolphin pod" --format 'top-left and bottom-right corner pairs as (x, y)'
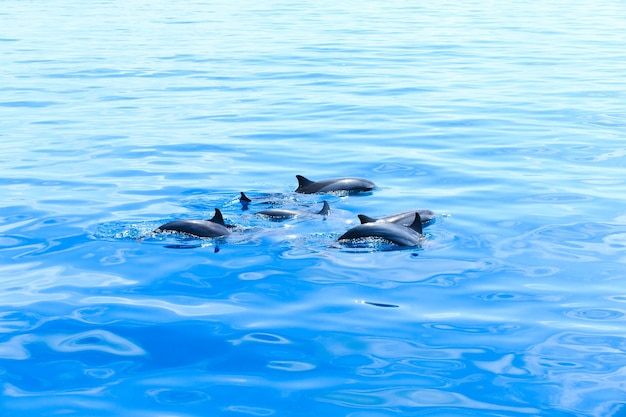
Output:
(338, 213), (424, 247)
(154, 175), (436, 247)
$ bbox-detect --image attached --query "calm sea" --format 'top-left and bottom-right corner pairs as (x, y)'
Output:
(2, 1), (626, 416)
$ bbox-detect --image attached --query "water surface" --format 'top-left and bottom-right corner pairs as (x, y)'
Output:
(2, 1), (626, 416)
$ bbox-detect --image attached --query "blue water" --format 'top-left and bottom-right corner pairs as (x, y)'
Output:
(2, 1), (626, 415)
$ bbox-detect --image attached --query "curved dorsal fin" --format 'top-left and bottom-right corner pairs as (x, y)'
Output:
(239, 191), (252, 203)
(209, 208), (226, 226)
(296, 175), (315, 189)
(358, 214), (377, 224)
(408, 212), (423, 234)
(318, 200), (331, 216)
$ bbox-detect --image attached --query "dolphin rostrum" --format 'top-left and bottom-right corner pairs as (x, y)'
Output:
(358, 209), (435, 227)
(155, 208), (231, 238)
(338, 212), (423, 246)
(295, 175), (376, 194)
(257, 201), (331, 219)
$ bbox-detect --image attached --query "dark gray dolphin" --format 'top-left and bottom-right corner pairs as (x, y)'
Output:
(338, 213), (423, 246)
(239, 192), (252, 204)
(155, 208), (231, 238)
(295, 175), (376, 194)
(358, 209), (435, 227)
(239, 191), (252, 211)
(257, 201), (331, 219)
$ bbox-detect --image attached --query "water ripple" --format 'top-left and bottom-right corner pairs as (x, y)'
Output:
(266, 360), (316, 372)
(80, 296), (245, 317)
(0, 263), (136, 306)
(494, 222), (626, 262)
(146, 388), (210, 405)
(48, 330), (145, 355)
(317, 387), (540, 414)
(564, 307), (625, 321)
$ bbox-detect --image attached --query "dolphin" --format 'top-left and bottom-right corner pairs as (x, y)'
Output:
(338, 212), (423, 246)
(239, 191), (285, 207)
(295, 175), (376, 194)
(155, 208), (231, 238)
(239, 192), (252, 204)
(358, 209), (435, 227)
(257, 201), (331, 219)
(239, 191), (252, 211)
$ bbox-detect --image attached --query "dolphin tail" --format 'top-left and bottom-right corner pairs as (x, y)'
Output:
(240, 192), (252, 203)
(408, 212), (423, 234)
(295, 175), (315, 192)
(318, 200), (331, 216)
(209, 208), (227, 226)
(358, 214), (377, 224)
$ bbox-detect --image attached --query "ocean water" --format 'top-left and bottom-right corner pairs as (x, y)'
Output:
(2, 0), (626, 416)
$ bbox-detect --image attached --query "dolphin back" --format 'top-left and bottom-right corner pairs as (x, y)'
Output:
(156, 208), (231, 238)
(408, 213), (423, 234)
(258, 200), (331, 219)
(317, 201), (331, 215)
(358, 214), (378, 224)
(156, 219), (230, 238)
(208, 208), (227, 226)
(295, 175), (376, 194)
(257, 208), (300, 219)
(239, 192), (252, 203)
(338, 222), (422, 246)
(295, 175), (316, 193)
(358, 210), (435, 226)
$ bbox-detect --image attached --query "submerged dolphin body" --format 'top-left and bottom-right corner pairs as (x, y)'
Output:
(358, 209), (436, 227)
(155, 208), (231, 238)
(295, 175), (376, 194)
(239, 192), (285, 209)
(338, 213), (424, 246)
(257, 200), (331, 219)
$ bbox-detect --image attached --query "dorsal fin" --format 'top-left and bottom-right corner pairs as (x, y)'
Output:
(318, 200), (331, 216)
(239, 191), (252, 203)
(295, 175), (315, 191)
(209, 208), (226, 226)
(408, 212), (423, 234)
(358, 214), (377, 224)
